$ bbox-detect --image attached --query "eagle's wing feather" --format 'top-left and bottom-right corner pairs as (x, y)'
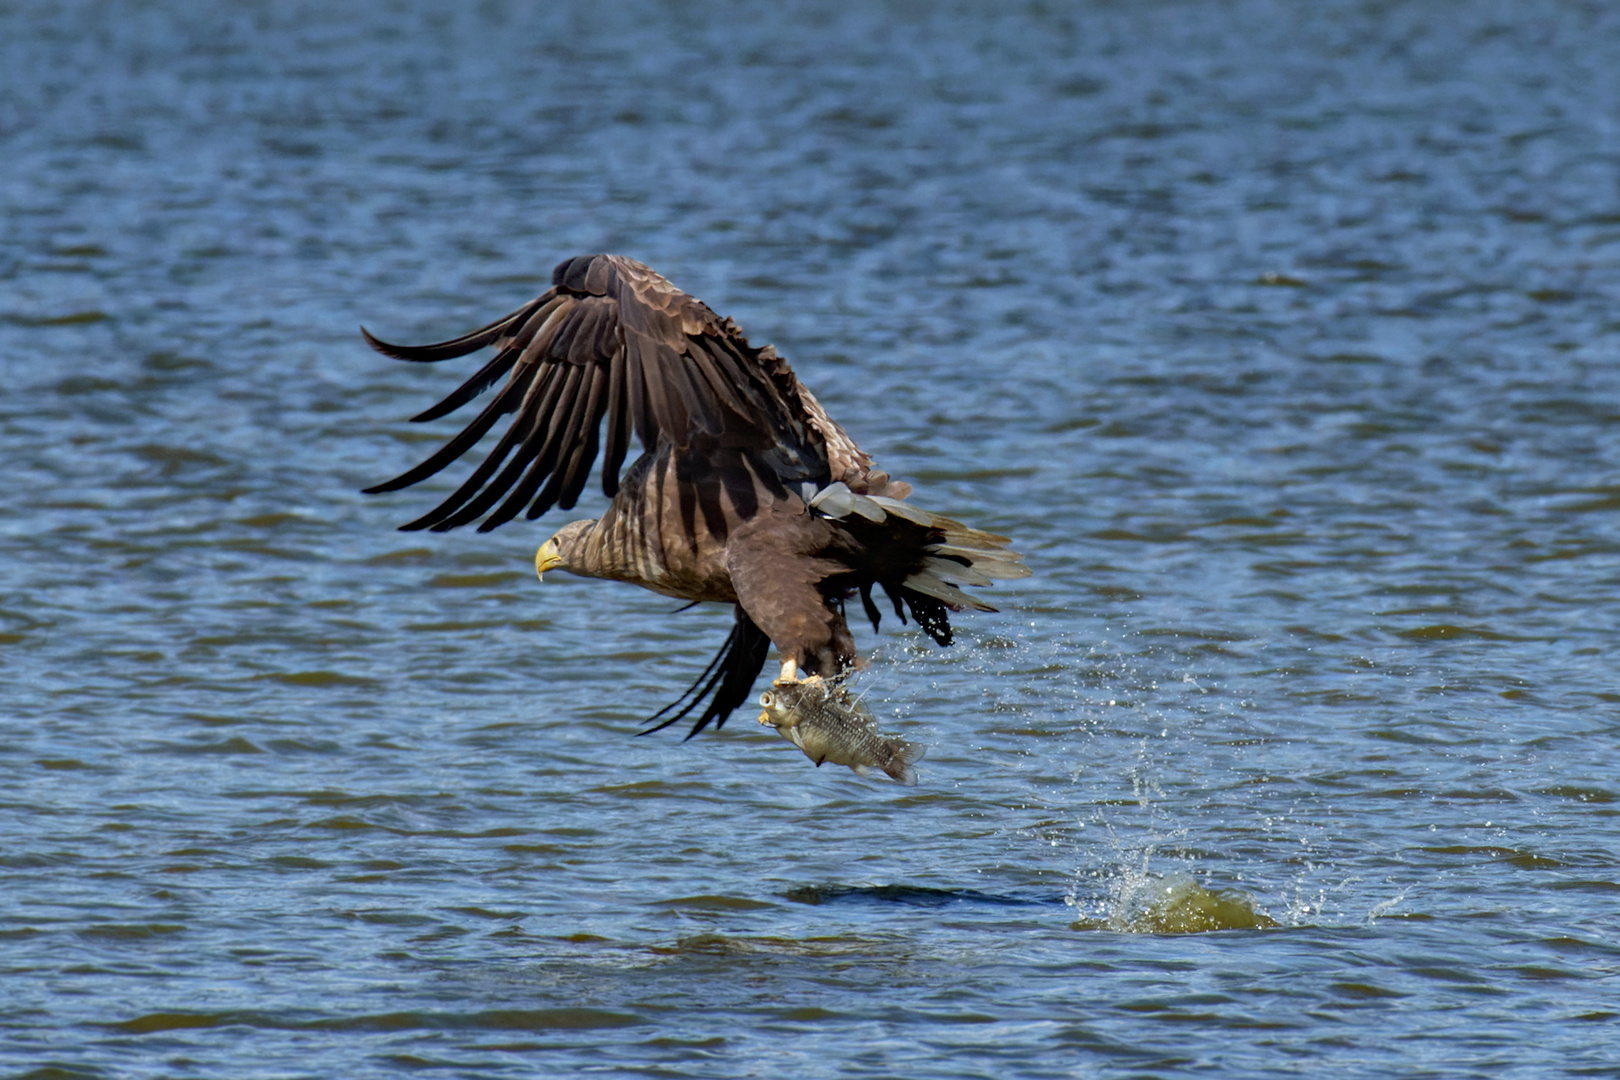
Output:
(639, 606), (773, 740)
(365, 254), (840, 532)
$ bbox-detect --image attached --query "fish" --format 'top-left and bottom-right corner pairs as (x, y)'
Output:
(757, 676), (925, 785)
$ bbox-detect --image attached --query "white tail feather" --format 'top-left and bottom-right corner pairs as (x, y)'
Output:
(902, 571), (997, 611)
(810, 482), (855, 517)
(928, 548), (1031, 580)
(848, 495), (886, 522)
(866, 494), (937, 526)
(810, 481), (887, 522)
(922, 556), (995, 587)
(928, 540), (1019, 559)
(805, 483), (1028, 601)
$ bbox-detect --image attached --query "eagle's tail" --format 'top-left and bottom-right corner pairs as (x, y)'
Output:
(805, 481), (1030, 643)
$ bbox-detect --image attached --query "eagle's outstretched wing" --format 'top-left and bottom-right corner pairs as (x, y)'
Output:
(364, 253), (872, 532)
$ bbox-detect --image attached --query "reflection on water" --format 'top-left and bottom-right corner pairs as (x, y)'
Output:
(5, 0), (1620, 1077)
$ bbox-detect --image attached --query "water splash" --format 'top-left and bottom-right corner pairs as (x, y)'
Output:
(1069, 871), (1276, 933)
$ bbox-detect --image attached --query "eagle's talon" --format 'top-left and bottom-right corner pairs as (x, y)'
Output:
(773, 658), (825, 690)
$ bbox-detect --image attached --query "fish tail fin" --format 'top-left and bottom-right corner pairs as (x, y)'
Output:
(883, 741), (926, 786)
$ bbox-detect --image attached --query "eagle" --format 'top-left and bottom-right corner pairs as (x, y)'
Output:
(364, 254), (1028, 738)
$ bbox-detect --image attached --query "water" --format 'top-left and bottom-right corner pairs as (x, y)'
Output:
(4, 1), (1620, 1076)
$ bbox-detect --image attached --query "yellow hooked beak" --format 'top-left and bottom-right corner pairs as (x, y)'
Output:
(534, 539), (564, 581)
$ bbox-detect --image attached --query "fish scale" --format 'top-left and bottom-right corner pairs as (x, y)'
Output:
(757, 678), (925, 785)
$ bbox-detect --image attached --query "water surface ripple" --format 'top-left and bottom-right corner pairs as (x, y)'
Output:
(3, 2), (1619, 1077)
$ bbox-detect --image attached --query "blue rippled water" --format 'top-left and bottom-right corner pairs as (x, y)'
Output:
(4, 1), (1620, 1077)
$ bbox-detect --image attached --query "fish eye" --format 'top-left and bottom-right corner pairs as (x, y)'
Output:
(759, 692), (773, 707)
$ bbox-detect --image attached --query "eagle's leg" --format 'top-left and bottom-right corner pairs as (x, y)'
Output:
(774, 657), (825, 687)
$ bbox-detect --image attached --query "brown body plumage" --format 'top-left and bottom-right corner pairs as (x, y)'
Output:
(366, 254), (1029, 737)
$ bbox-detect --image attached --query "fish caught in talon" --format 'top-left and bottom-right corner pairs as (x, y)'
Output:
(757, 679), (924, 785)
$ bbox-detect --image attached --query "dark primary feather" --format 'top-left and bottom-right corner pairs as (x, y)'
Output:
(360, 302), (537, 363)
(364, 372), (531, 497)
(399, 298), (563, 422)
(640, 608), (773, 740)
(364, 254), (828, 532)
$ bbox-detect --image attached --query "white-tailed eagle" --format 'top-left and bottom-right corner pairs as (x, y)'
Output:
(365, 255), (1028, 737)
